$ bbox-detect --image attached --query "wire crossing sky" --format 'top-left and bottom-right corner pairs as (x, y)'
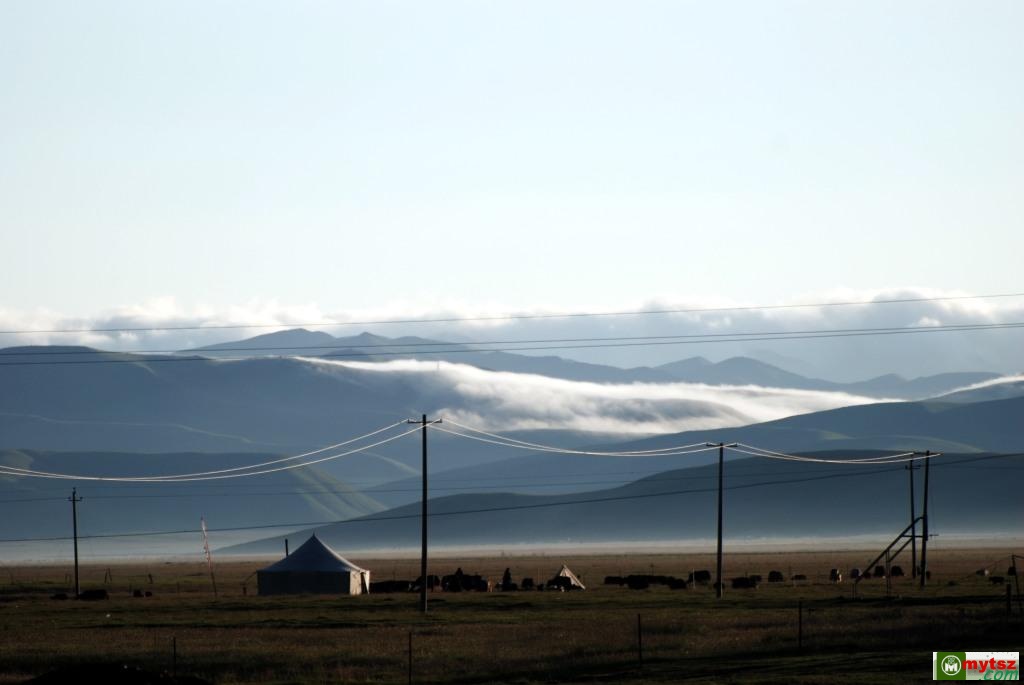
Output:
(0, 418), (939, 483)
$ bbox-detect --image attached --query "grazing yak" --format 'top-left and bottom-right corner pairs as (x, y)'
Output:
(829, 568), (842, 583)
(688, 570), (712, 584)
(768, 571), (785, 583)
(731, 577), (758, 589)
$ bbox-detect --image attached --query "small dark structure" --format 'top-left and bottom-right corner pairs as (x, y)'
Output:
(256, 535), (370, 596)
(689, 570), (712, 584)
(548, 565), (585, 591)
(442, 568), (491, 592)
(370, 580), (412, 593)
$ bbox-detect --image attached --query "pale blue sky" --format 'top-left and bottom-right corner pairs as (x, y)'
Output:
(2, 0), (1022, 317)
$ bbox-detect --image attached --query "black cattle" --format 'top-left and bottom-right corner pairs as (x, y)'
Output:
(873, 565), (886, 578)
(411, 575), (440, 592)
(688, 570), (712, 584)
(604, 575), (624, 586)
(731, 577), (758, 589)
(748, 574), (763, 584)
(667, 577), (690, 590)
(1007, 566), (1017, 576)
(548, 576), (577, 592)
(371, 580), (413, 593)
(976, 568), (990, 577)
(890, 566), (905, 577)
(625, 576), (649, 590)
(768, 571), (785, 583)
(78, 589), (109, 601)
(521, 578), (535, 590)
(990, 576), (1005, 584)
(792, 574), (808, 582)
(443, 568), (491, 592)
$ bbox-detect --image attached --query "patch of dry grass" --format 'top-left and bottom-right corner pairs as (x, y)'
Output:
(0, 548), (1020, 683)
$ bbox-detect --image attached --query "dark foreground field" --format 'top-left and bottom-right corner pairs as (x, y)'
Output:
(0, 548), (1021, 684)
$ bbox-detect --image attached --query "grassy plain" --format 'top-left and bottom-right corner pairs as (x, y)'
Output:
(0, 548), (1020, 684)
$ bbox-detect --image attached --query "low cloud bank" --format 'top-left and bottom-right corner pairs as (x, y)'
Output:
(309, 358), (887, 434)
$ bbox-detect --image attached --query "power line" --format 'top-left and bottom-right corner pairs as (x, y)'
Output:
(0, 426), (423, 482)
(0, 463), (921, 544)
(3, 291), (1023, 336)
(4, 319), (1019, 362)
(5, 321), (1024, 359)
(3, 452), (1016, 504)
(3, 321), (1022, 367)
(0, 452), (1017, 544)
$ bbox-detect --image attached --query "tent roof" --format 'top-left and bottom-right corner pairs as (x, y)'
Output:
(259, 535), (367, 574)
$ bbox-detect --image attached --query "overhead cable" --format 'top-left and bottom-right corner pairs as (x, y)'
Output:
(3, 291), (1022, 336)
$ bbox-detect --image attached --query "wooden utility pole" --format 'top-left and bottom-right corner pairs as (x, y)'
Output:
(409, 415), (441, 613)
(706, 442), (737, 599)
(906, 463), (919, 579)
(69, 488), (82, 597)
(919, 451), (931, 589)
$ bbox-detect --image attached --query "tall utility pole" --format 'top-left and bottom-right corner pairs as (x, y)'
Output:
(906, 462), (920, 579)
(68, 488), (82, 597)
(409, 415), (441, 613)
(706, 442), (737, 599)
(919, 450), (931, 589)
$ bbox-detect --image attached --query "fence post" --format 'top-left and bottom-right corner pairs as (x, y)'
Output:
(637, 614), (643, 671)
(798, 600), (803, 651)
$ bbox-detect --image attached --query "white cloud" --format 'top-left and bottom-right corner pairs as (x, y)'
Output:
(305, 358), (888, 434)
(0, 288), (1022, 379)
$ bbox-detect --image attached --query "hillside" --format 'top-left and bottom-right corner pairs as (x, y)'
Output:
(186, 330), (1000, 399)
(0, 449), (384, 541)
(223, 451), (1024, 554)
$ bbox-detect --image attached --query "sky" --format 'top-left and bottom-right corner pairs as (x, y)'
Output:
(1, 1), (1022, 377)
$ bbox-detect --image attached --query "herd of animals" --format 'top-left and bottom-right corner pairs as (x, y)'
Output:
(367, 563), (1019, 594)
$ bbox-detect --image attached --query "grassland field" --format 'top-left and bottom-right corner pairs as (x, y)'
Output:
(0, 547), (1021, 684)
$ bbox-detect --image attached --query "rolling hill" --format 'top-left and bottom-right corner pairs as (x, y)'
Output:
(223, 451), (1024, 554)
(186, 329), (1001, 399)
(0, 449), (384, 542)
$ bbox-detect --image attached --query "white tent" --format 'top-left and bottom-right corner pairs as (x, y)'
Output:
(257, 535), (370, 596)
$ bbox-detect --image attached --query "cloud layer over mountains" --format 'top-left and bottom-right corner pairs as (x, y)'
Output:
(2, 288), (1022, 380)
